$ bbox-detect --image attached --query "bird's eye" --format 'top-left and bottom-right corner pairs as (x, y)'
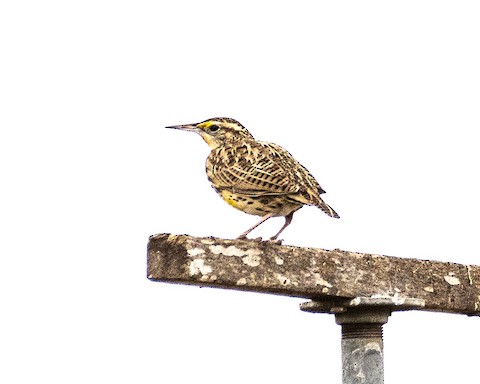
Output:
(209, 125), (220, 133)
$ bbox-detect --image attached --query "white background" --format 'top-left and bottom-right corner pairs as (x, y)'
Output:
(1, 1), (479, 383)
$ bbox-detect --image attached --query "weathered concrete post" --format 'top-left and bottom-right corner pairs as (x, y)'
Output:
(147, 233), (480, 383)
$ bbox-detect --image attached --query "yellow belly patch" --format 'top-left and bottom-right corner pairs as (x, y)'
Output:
(221, 190), (242, 209)
(219, 190), (301, 217)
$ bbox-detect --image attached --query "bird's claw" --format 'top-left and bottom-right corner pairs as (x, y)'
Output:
(267, 238), (283, 245)
(236, 235), (263, 242)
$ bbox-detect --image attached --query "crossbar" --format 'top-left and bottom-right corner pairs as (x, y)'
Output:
(147, 233), (480, 316)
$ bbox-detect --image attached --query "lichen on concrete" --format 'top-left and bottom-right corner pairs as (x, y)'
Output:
(208, 244), (263, 258)
(242, 254), (261, 267)
(189, 259), (212, 277)
(187, 247), (205, 257)
(444, 274), (461, 285)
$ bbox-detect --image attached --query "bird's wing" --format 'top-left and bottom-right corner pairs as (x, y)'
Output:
(209, 141), (325, 203)
(260, 143), (339, 218)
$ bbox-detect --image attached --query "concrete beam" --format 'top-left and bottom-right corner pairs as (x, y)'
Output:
(147, 234), (480, 316)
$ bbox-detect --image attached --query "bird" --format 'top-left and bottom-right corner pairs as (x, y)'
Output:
(165, 117), (339, 240)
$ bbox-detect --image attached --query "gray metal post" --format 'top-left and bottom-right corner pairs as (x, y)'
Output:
(300, 296), (425, 384)
(335, 309), (390, 384)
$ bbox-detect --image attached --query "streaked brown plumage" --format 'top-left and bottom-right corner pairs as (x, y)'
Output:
(166, 117), (339, 240)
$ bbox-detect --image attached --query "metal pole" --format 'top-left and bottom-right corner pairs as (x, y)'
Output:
(335, 309), (390, 384)
(300, 296), (424, 384)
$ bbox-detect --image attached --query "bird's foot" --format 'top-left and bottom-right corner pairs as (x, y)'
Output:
(267, 237), (283, 245)
(236, 235), (263, 242)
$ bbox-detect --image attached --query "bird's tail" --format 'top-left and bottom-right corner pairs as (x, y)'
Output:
(317, 200), (340, 219)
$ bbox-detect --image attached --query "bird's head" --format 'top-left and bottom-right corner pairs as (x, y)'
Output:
(165, 117), (254, 149)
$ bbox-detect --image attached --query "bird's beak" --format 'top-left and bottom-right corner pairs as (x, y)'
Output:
(165, 124), (199, 133)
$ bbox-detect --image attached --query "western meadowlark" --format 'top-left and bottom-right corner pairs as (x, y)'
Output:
(166, 117), (339, 240)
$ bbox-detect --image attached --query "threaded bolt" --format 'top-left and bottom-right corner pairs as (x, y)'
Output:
(341, 323), (383, 339)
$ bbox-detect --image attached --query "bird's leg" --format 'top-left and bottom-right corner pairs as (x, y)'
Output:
(270, 211), (295, 240)
(237, 213), (274, 239)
